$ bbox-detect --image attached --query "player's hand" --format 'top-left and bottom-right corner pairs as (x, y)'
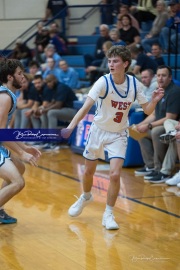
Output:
(25, 146), (41, 160)
(20, 151), (40, 166)
(61, 128), (73, 139)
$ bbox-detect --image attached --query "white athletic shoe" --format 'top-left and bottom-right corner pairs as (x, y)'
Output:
(102, 212), (119, 230)
(165, 171), (180, 186)
(68, 194), (93, 217)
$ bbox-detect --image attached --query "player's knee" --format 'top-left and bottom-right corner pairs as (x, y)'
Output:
(84, 168), (94, 178)
(15, 178), (25, 192)
(18, 162), (25, 175)
(110, 171), (120, 183)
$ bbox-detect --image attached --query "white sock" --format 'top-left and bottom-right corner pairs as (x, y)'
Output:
(83, 192), (91, 200)
(105, 204), (113, 213)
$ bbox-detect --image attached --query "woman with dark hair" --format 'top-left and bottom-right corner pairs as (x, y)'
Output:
(119, 14), (141, 48)
(117, 4), (140, 31)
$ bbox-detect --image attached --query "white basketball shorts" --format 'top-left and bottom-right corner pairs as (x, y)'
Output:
(83, 122), (128, 161)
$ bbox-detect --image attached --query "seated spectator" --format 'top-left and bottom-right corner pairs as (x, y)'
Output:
(41, 44), (62, 70)
(130, 0), (157, 28)
(165, 120), (180, 187)
(38, 74), (78, 151)
(159, 0), (180, 53)
(116, 4), (140, 31)
(58, 60), (81, 90)
(43, 0), (69, 34)
(86, 41), (113, 86)
(49, 22), (68, 46)
(148, 118), (179, 183)
(132, 69), (158, 109)
(141, 0), (168, 53)
(25, 74), (53, 129)
(130, 45), (158, 75)
(119, 14), (141, 49)
(146, 43), (165, 66)
(28, 60), (42, 77)
(49, 28), (68, 55)
(84, 24), (112, 67)
(11, 39), (32, 67)
(134, 65), (180, 181)
(34, 24), (50, 64)
(42, 57), (61, 80)
(14, 73), (36, 129)
(140, 69), (157, 101)
(109, 28), (126, 46)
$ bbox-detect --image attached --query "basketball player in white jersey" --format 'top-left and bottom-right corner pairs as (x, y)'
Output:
(61, 45), (164, 230)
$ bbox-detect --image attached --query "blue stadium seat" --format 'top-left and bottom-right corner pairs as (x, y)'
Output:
(62, 55), (85, 67)
(79, 80), (91, 87)
(77, 35), (100, 44)
(173, 78), (180, 87)
(162, 54), (180, 67)
(68, 44), (95, 56)
(172, 69), (180, 79)
(74, 67), (86, 79)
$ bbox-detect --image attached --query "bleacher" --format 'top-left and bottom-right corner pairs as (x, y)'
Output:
(61, 25), (180, 85)
(62, 34), (99, 88)
(162, 54), (180, 78)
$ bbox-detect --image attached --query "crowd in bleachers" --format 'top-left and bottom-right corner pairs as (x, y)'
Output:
(5, 0), (180, 185)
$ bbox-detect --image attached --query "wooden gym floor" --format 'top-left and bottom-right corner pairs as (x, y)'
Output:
(0, 147), (179, 270)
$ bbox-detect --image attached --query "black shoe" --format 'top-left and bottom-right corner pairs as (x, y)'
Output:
(159, 131), (176, 144)
(134, 167), (154, 176)
(149, 172), (170, 183)
(0, 209), (17, 224)
(144, 171), (158, 180)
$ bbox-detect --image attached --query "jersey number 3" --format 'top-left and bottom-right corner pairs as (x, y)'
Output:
(114, 112), (123, 123)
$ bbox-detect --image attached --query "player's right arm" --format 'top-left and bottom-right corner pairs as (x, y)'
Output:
(61, 96), (95, 138)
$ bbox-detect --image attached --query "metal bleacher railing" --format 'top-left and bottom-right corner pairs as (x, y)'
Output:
(1, 3), (179, 81)
(0, 3), (109, 58)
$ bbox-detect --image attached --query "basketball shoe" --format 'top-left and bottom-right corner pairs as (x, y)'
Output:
(166, 171), (180, 186)
(68, 194), (93, 217)
(102, 211), (119, 230)
(0, 209), (17, 224)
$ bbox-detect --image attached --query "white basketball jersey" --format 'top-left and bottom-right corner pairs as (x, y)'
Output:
(88, 73), (147, 132)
